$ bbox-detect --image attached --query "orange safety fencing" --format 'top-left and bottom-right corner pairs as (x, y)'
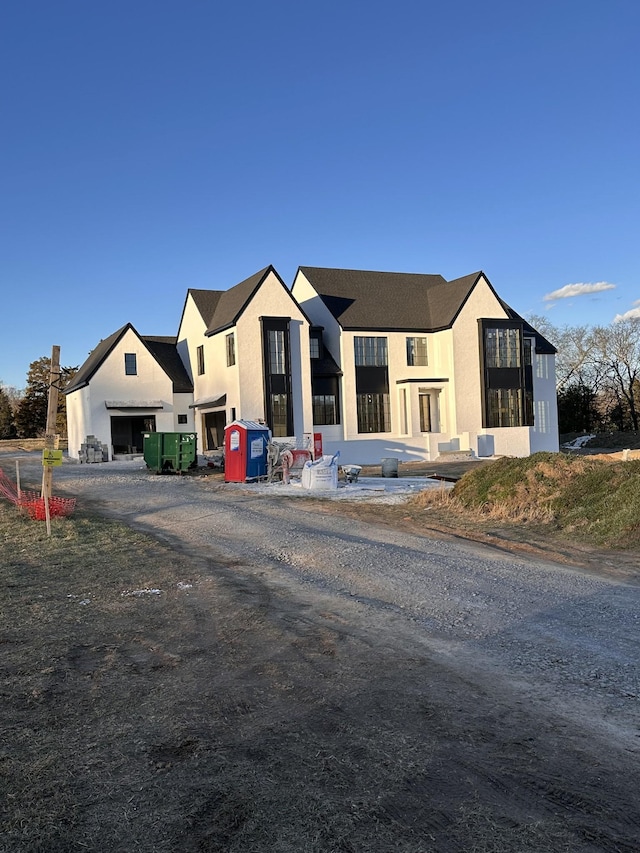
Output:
(0, 469), (76, 520)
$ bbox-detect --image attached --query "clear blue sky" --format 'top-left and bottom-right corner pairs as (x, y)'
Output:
(1, 0), (638, 389)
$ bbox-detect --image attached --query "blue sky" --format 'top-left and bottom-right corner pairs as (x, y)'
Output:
(1, 0), (638, 389)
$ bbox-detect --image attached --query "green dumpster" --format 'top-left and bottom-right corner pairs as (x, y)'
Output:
(143, 432), (197, 473)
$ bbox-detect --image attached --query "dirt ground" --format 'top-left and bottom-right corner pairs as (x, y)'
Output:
(2, 454), (640, 852)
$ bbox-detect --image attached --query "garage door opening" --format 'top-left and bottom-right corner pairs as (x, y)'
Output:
(111, 416), (156, 454)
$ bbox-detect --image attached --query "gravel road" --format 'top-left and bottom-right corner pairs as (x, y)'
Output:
(40, 456), (639, 740)
(8, 454), (640, 850)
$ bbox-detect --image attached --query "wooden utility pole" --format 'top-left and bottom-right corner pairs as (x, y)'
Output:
(41, 345), (61, 535)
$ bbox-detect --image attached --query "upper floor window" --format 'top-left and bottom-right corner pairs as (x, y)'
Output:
(197, 345), (205, 376)
(354, 336), (387, 366)
(226, 333), (235, 367)
(309, 337), (320, 359)
(406, 337), (428, 366)
(523, 338), (533, 367)
(124, 353), (137, 376)
(485, 327), (521, 368)
(269, 329), (286, 374)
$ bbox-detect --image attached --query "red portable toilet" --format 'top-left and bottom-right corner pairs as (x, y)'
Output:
(224, 420), (270, 482)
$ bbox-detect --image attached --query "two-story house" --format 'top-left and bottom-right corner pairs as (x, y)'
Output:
(65, 264), (558, 464)
(291, 267), (558, 463)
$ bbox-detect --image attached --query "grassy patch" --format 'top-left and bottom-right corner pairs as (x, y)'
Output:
(410, 453), (640, 549)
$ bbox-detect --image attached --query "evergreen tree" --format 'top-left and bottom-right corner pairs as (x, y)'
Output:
(14, 357), (77, 438)
(0, 386), (16, 438)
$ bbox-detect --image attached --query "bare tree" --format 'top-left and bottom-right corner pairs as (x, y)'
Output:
(527, 315), (600, 392)
(591, 318), (640, 431)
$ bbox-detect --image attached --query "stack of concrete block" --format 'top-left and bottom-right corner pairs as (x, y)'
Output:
(78, 436), (108, 463)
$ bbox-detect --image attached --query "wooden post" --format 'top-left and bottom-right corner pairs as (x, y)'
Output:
(41, 346), (61, 536)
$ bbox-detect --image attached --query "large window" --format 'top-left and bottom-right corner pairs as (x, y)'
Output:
(197, 345), (205, 376)
(480, 320), (533, 428)
(406, 337), (428, 366)
(226, 333), (235, 367)
(262, 318), (293, 437)
(268, 329), (286, 374)
(357, 393), (390, 433)
(270, 393), (289, 437)
(484, 327), (521, 368)
(487, 389), (523, 427)
(313, 394), (338, 425)
(124, 353), (137, 376)
(354, 336), (388, 366)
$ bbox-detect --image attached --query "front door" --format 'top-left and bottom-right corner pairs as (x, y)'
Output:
(203, 411), (226, 450)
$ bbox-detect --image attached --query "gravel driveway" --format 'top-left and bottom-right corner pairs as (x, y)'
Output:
(8, 453), (640, 850)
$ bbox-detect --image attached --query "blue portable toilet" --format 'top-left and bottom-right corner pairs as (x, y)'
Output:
(224, 420), (270, 482)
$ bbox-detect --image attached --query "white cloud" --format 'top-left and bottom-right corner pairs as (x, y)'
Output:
(543, 281), (616, 301)
(614, 306), (640, 322)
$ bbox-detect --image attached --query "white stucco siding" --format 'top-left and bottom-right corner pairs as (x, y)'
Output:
(79, 329), (175, 458)
(291, 270), (342, 366)
(451, 276), (509, 436)
(235, 271), (313, 438)
(177, 294), (208, 386)
(531, 352), (559, 452)
(173, 394), (196, 432)
(65, 388), (90, 460)
(196, 329), (239, 415)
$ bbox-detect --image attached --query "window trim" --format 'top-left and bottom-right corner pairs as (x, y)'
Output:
(226, 333), (235, 367)
(124, 353), (137, 376)
(406, 336), (428, 367)
(356, 392), (391, 433)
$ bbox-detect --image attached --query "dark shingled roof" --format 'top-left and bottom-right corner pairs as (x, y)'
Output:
(205, 266), (274, 336)
(311, 348), (343, 378)
(188, 289), (224, 328)
(297, 267), (481, 331)
(143, 336), (193, 393)
(298, 267), (556, 351)
(64, 324), (194, 395)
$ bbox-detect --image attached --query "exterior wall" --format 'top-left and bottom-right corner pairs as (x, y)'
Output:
(531, 352), (559, 452)
(309, 327), (459, 464)
(193, 324), (241, 433)
(66, 328), (181, 460)
(191, 270), (313, 450)
(234, 270), (313, 440)
(292, 270), (343, 367)
(297, 272), (560, 463)
(66, 388), (90, 461)
(176, 294), (208, 384)
(451, 276), (508, 436)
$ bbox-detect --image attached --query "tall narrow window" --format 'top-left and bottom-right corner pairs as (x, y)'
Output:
(419, 393), (432, 432)
(226, 333), (235, 367)
(261, 318), (293, 437)
(354, 336), (389, 433)
(269, 330), (286, 373)
(480, 320), (533, 428)
(309, 337), (320, 359)
(197, 345), (205, 376)
(406, 337), (428, 366)
(124, 353), (137, 376)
